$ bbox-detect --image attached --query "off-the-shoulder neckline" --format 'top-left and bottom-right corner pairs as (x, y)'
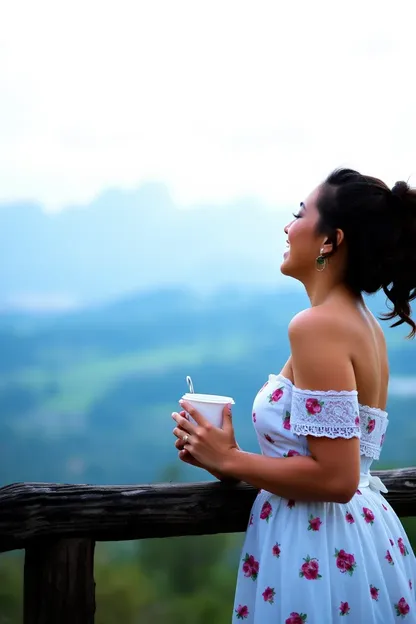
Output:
(269, 373), (388, 417)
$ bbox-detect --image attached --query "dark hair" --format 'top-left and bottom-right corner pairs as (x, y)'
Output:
(316, 168), (416, 338)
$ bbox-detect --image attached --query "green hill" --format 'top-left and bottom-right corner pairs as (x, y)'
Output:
(0, 286), (415, 487)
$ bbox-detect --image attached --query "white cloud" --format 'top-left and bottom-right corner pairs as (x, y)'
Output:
(0, 0), (415, 210)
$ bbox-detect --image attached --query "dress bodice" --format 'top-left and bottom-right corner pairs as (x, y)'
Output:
(252, 374), (389, 474)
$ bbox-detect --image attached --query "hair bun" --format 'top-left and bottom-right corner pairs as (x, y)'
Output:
(392, 181), (409, 199)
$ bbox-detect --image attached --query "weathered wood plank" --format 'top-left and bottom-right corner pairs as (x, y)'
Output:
(24, 538), (95, 624)
(0, 480), (257, 552)
(0, 468), (415, 553)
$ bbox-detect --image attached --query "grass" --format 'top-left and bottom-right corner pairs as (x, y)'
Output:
(3, 336), (252, 413)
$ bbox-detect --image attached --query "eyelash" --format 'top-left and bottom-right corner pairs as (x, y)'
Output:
(292, 212), (302, 219)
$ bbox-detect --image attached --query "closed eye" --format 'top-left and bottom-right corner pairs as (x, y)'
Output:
(292, 212), (302, 219)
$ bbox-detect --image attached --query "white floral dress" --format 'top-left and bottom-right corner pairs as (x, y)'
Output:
(232, 374), (416, 623)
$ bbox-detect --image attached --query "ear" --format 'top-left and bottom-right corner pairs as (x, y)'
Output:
(321, 228), (344, 255)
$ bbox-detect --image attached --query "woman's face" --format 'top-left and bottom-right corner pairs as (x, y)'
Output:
(280, 185), (325, 280)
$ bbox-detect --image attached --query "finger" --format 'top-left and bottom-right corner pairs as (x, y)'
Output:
(179, 448), (193, 459)
(179, 449), (200, 466)
(179, 400), (208, 427)
(175, 411), (189, 432)
(175, 437), (186, 450)
(178, 450), (194, 465)
(222, 403), (234, 433)
(171, 412), (197, 434)
(173, 427), (194, 443)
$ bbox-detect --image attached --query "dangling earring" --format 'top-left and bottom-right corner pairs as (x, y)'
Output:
(316, 248), (327, 272)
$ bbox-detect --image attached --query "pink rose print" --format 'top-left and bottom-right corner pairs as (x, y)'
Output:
(260, 501), (273, 522)
(242, 553), (259, 581)
(385, 550), (394, 565)
(262, 586), (276, 604)
(370, 584), (379, 600)
(339, 601), (350, 616)
(380, 433), (385, 447)
(272, 542), (281, 558)
(264, 433), (275, 444)
(299, 555), (322, 580)
(335, 549), (357, 576)
(394, 597), (410, 618)
(362, 507), (375, 525)
(249, 514), (254, 526)
(305, 398), (323, 415)
(356, 489), (362, 495)
(284, 449), (301, 457)
(409, 580), (413, 590)
(308, 515), (322, 531)
(390, 539), (394, 546)
(283, 412), (290, 431)
(366, 417), (376, 433)
(287, 499), (296, 509)
(235, 604), (249, 620)
(382, 503), (388, 511)
(285, 612), (307, 624)
(268, 387), (284, 404)
(398, 538), (409, 557)
(283, 411), (291, 430)
(252, 412), (256, 423)
(345, 511), (355, 524)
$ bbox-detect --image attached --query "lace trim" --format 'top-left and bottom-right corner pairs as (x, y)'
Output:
(265, 376), (389, 459)
(289, 385), (389, 459)
(360, 440), (382, 460)
(292, 386), (358, 398)
(273, 375), (358, 397)
(360, 404), (388, 419)
(274, 374), (388, 415)
(292, 424), (360, 439)
(359, 410), (388, 460)
(291, 386), (361, 441)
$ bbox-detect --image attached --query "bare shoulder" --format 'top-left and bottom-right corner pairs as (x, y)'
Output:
(288, 307), (356, 391)
(289, 305), (350, 344)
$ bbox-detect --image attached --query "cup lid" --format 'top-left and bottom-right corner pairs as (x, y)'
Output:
(181, 393), (235, 405)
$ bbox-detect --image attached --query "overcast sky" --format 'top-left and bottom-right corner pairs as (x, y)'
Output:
(1, 0), (415, 212)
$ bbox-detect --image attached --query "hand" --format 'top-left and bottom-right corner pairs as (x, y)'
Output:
(173, 413), (234, 480)
(172, 411), (204, 467)
(172, 400), (239, 475)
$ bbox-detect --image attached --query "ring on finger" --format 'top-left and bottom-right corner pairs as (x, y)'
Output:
(183, 434), (190, 444)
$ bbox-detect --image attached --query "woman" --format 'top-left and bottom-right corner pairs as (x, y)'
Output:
(172, 168), (416, 622)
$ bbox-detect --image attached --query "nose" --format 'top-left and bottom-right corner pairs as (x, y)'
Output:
(284, 223), (289, 235)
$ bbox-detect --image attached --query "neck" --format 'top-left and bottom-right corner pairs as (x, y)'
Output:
(302, 270), (351, 307)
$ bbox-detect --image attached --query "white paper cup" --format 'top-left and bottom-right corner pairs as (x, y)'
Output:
(181, 393), (235, 428)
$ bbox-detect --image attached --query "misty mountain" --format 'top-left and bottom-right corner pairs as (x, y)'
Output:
(0, 285), (415, 488)
(0, 184), (287, 309)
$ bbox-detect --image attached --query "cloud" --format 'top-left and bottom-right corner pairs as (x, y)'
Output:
(0, 0), (415, 210)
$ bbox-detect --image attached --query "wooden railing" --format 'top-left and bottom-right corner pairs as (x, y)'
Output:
(1, 468), (416, 624)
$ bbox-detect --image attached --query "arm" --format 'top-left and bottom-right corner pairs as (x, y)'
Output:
(221, 309), (361, 503)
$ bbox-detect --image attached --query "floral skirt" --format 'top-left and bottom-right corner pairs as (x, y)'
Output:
(232, 486), (416, 623)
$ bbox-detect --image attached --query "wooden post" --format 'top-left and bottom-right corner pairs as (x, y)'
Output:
(24, 538), (96, 624)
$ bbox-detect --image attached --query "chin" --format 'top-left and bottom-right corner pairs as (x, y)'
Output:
(280, 256), (302, 282)
(280, 254), (292, 276)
